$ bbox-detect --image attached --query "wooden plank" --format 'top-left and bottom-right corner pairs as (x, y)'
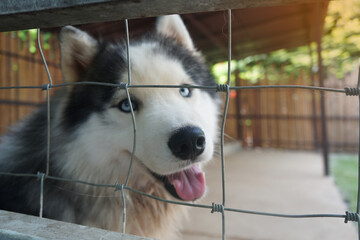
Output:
(224, 93), (238, 139)
(308, 44), (319, 150)
(18, 34), (26, 119)
(0, 0), (325, 32)
(234, 71), (242, 140)
(5, 33), (12, 127)
(279, 84), (288, 149)
(13, 33), (20, 121)
(241, 81), (250, 147)
(303, 71), (314, 150)
(253, 84), (262, 147)
(298, 74), (306, 149)
(267, 77), (276, 148)
(263, 77), (273, 148)
(261, 78), (270, 147)
(0, 210), (153, 240)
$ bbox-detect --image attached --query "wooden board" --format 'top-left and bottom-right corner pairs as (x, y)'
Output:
(0, 210), (153, 240)
(0, 0), (325, 32)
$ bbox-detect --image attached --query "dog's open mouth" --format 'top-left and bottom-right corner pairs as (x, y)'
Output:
(154, 164), (206, 201)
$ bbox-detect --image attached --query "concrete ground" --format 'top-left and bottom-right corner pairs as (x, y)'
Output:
(181, 149), (358, 240)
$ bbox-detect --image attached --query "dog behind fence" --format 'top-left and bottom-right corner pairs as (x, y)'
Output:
(0, 9), (359, 240)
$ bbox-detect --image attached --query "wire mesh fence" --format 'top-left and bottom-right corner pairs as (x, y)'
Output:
(0, 9), (359, 240)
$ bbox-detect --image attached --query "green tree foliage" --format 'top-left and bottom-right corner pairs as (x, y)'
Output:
(10, 29), (52, 54)
(212, 0), (360, 84)
(323, 0), (360, 78)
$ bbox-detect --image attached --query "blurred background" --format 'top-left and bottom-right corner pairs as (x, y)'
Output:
(1, 0), (360, 239)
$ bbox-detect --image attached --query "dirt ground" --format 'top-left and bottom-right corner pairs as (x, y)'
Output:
(181, 148), (358, 240)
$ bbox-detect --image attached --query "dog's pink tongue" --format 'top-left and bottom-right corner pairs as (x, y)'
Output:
(167, 165), (205, 201)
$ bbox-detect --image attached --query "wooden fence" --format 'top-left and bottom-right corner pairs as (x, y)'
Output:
(224, 69), (359, 152)
(0, 31), (62, 135)
(0, 32), (359, 152)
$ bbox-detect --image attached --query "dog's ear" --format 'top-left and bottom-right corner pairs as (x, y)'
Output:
(59, 26), (98, 82)
(156, 15), (195, 51)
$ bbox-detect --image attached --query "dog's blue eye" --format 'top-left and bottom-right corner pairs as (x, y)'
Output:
(179, 88), (191, 97)
(119, 99), (138, 113)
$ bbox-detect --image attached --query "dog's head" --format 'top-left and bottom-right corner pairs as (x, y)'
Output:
(59, 15), (219, 201)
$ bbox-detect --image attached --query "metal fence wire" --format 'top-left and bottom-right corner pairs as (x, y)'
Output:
(0, 9), (360, 240)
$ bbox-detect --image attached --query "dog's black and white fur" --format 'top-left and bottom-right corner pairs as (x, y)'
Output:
(0, 15), (219, 239)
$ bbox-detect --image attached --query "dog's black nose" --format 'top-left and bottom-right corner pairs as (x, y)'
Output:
(168, 126), (206, 160)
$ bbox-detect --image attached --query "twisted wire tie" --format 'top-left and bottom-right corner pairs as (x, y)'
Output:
(216, 84), (229, 92)
(37, 172), (45, 180)
(41, 84), (51, 91)
(344, 87), (360, 96)
(114, 182), (124, 192)
(211, 202), (224, 213)
(344, 211), (359, 223)
(119, 82), (128, 89)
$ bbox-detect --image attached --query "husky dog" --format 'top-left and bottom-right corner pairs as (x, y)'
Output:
(0, 15), (219, 239)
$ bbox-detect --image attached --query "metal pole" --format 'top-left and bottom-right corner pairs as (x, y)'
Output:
(315, 2), (329, 176)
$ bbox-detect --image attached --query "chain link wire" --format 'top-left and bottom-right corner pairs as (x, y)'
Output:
(0, 11), (359, 240)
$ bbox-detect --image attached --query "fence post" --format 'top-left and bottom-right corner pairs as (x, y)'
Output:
(315, 1), (329, 176)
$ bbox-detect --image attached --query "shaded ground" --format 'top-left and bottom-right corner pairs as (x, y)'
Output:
(181, 149), (357, 240)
